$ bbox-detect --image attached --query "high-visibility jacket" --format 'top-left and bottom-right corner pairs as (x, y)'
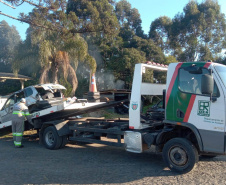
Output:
(12, 102), (30, 122)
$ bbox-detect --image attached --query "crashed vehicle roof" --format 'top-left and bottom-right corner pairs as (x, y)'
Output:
(8, 83), (66, 96)
(33, 84), (66, 90)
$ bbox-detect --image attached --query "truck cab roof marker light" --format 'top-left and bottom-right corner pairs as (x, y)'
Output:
(146, 61), (168, 68)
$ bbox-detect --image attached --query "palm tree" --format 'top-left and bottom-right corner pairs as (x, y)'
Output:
(37, 34), (96, 96)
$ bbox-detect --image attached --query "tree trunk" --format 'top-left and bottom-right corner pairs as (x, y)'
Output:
(68, 65), (78, 96)
(52, 62), (59, 84)
(39, 64), (51, 84)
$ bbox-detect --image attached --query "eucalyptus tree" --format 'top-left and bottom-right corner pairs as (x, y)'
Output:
(130, 36), (166, 63)
(66, 0), (122, 92)
(149, 16), (172, 53)
(115, 0), (145, 39)
(0, 20), (21, 71)
(106, 0), (166, 88)
(149, 0), (226, 62)
(66, 0), (120, 67)
(182, 0), (226, 61)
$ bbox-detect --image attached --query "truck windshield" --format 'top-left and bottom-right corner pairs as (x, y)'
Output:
(215, 65), (226, 88)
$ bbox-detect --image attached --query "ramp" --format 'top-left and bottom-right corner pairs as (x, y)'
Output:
(32, 99), (129, 122)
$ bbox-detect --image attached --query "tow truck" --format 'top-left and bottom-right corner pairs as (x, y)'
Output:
(1, 61), (226, 173)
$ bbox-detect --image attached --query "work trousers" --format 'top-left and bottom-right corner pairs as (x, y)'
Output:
(12, 120), (24, 147)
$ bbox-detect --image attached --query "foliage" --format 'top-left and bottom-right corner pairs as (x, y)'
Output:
(7, 1), (99, 96)
(12, 28), (40, 77)
(149, 16), (172, 52)
(108, 48), (146, 89)
(165, 55), (178, 64)
(149, 0), (226, 62)
(115, 0), (145, 38)
(2, 0), (226, 98)
(67, 0), (119, 37)
(0, 20), (21, 67)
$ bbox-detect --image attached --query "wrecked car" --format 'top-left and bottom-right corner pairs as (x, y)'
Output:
(0, 84), (66, 126)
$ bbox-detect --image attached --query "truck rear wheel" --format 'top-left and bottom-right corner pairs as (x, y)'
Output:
(162, 138), (198, 173)
(43, 126), (62, 150)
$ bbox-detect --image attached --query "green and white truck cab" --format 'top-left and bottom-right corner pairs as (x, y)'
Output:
(128, 61), (226, 173)
(165, 62), (226, 154)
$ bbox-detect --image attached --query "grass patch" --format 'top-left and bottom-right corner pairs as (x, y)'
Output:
(101, 111), (128, 119)
(0, 127), (37, 139)
(84, 109), (129, 119)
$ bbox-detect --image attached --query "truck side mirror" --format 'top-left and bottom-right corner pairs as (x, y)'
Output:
(201, 74), (214, 95)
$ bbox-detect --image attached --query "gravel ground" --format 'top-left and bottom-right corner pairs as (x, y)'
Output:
(1, 128), (226, 185)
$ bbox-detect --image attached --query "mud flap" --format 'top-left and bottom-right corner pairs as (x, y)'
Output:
(124, 131), (142, 153)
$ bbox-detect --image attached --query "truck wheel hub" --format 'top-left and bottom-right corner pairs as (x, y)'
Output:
(45, 131), (55, 145)
(169, 147), (187, 166)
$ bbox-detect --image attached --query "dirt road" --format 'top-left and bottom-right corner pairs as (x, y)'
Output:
(1, 129), (226, 185)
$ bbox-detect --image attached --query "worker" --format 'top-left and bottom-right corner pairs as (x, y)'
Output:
(12, 98), (31, 148)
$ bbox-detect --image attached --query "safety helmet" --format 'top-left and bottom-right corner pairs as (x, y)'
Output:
(20, 98), (26, 103)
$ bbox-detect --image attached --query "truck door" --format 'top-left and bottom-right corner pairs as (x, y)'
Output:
(0, 91), (26, 125)
(0, 95), (15, 124)
(166, 63), (225, 153)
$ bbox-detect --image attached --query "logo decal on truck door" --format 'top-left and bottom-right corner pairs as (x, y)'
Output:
(198, 101), (210, 117)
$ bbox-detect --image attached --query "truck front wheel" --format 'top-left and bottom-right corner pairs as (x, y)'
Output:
(43, 126), (62, 150)
(162, 138), (198, 173)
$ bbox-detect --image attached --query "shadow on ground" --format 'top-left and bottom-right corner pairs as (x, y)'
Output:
(0, 130), (226, 184)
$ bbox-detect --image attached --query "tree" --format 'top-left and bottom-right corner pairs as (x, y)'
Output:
(130, 36), (166, 64)
(165, 55), (178, 65)
(67, 0), (119, 37)
(2, 0), (167, 95)
(149, 16), (172, 52)
(149, 0), (226, 62)
(11, 27), (40, 77)
(0, 20), (21, 72)
(115, 0), (145, 38)
(108, 48), (146, 89)
(66, 0), (120, 66)
(104, 0), (166, 88)
(3, 0), (99, 96)
(16, 25), (95, 96)
(67, 0), (121, 91)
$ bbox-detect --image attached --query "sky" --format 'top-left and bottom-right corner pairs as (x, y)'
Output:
(1, 0), (226, 40)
